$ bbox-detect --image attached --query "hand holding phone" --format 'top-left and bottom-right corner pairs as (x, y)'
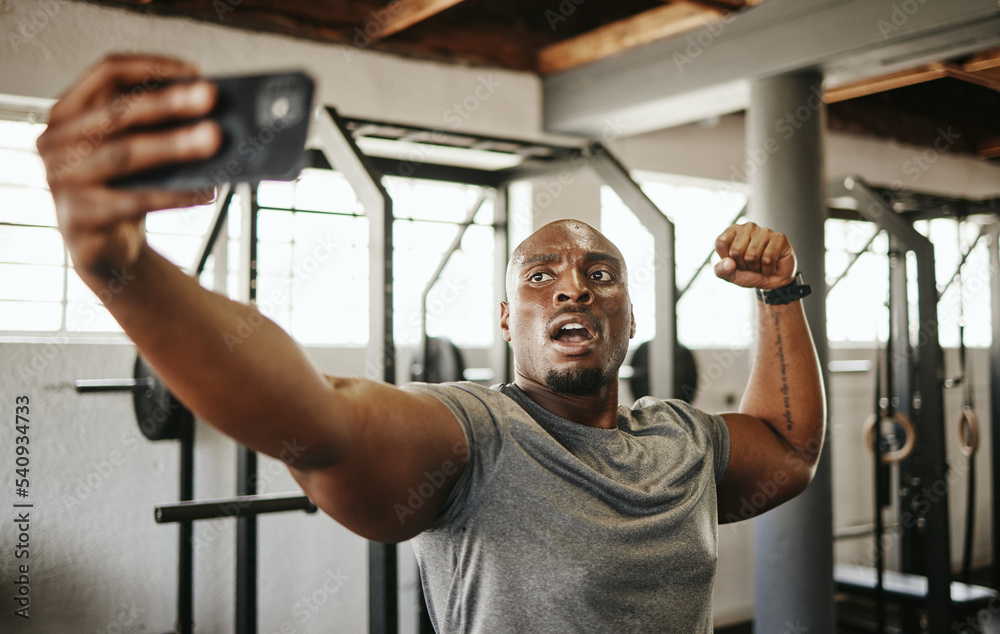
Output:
(112, 71), (315, 192)
(36, 55), (315, 279)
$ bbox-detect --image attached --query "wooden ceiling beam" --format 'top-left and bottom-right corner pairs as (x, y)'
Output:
(963, 47), (1000, 72)
(368, 0), (469, 42)
(825, 63), (951, 103)
(826, 59), (1000, 104)
(978, 137), (1000, 159)
(538, 1), (724, 75)
(944, 65), (1000, 93)
(675, 0), (742, 11)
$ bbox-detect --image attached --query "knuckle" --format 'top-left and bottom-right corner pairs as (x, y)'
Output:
(106, 140), (133, 173)
(35, 128), (52, 154)
(103, 53), (133, 67)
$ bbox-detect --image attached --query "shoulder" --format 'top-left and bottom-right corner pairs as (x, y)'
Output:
(401, 381), (521, 442)
(629, 396), (719, 430)
(626, 397), (730, 459)
(402, 381), (509, 415)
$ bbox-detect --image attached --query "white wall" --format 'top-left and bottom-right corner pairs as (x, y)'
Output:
(0, 0), (543, 139)
(612, 111), (1000, 200)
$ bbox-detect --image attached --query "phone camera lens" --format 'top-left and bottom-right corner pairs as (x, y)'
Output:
(271, 97), (290, 121)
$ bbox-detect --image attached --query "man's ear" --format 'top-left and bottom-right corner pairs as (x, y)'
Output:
(500, 301), (511, 342)
(630, 306), (636, 339)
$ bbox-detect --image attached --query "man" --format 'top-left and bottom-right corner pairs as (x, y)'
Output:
(37, 55), (825, 632)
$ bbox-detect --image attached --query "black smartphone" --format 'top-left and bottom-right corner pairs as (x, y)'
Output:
(112, 71), (315, 191)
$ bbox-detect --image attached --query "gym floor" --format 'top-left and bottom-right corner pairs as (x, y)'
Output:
(715, 568), (1000, 633)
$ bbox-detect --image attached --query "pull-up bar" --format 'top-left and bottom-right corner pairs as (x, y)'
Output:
(155, 493), (317, 524)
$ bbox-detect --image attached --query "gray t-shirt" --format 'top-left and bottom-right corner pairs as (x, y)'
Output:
(403, 381), (731, 633)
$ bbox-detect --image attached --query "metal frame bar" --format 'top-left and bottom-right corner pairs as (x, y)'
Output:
(177, 421), (194, 634)
(833, 176), (952, 628)
(585, 141), (676, 399)
(990, 226), (1000, 589)
(419, 189), (490, 347)
(309, 106), (398, 634)
(886, 231), (923, 634)
(193, 183), (233, 276)
(937, 224), (988, 299)
(416, 189), (490, 382)
(492, 185), (512, 384)
(340, 115), (579, 158)
(236, 182), (259, 634)
(826, 228), (883, 295)
(155, 494), (317, 523)
(676, 203), (745, 301)
(189, 182), (234, 634)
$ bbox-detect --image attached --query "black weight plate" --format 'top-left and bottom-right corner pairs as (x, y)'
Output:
(410, 337), (467, 384)
(132, 355), (193, 441)
(628, 341), (699, 404)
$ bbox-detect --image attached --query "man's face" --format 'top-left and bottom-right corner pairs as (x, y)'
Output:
(500, 220), (636, 395)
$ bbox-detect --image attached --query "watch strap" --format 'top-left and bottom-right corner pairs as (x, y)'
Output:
(756, 272), (812, 305)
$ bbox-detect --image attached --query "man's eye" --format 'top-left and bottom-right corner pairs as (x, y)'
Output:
(591, 270), (614, 281)
(530, 272), (553, 282)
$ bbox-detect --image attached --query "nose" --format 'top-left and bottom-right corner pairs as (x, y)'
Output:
(554, 271), (593, 306)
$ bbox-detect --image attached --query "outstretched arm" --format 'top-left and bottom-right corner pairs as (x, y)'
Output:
(37, 54), (467, 542)
(711, 222), (826, 523)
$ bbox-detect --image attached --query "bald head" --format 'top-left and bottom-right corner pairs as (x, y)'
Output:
(505, 219), (627, 301)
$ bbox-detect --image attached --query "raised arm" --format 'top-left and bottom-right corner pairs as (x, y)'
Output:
(710, 222), (826, 523)
(37, 54), (467, 542)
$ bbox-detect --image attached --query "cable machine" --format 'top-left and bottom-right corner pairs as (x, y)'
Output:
(828, 177), (1000, 632)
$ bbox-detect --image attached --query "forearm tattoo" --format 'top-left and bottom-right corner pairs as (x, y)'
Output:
(773, 311), (793, 431)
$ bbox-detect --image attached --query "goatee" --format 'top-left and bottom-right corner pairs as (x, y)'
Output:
(544, 367), (612, 396)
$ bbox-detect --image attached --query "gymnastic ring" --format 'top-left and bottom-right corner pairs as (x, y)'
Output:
(957, 406), (980, 458)
(863, 410), (917, 464)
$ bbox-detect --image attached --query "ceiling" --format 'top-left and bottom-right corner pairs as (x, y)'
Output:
(76, 0), (1000, 163)
(78, 0), (765, 73)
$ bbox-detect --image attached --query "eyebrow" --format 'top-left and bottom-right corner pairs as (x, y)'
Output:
(519, 251), (622, 269)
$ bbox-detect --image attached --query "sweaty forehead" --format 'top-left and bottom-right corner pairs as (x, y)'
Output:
(513, 220), (620, 264)
(505, 219), (626, 297)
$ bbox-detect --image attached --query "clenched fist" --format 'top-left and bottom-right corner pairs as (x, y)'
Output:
(713, 222), (796, 290)
(35, 54), (221, 279)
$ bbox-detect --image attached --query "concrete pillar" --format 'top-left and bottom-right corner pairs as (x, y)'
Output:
(747, 71), (833, 633)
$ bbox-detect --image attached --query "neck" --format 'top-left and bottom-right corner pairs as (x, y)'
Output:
(512, 372), (620, 429)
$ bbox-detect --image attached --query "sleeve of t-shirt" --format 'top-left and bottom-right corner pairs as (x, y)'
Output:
(698, 407), (731, 484)
(400, 381), (506, 530)
(639, 396), (731, 484)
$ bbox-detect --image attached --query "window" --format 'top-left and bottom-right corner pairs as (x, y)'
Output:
(0, 116), (220, 335)
(240, 172), (497, 348)
(387, 176), (495, 349)
(603, 171), (994, 351)
(601, 175), (749, 349)
(10, 103), (987, 351)
(824, 219), (889, 343)
(825, 217), (991, 347)
(0, 113), (498, 350)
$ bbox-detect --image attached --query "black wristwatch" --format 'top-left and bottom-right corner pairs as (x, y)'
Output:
(756, 272), (812, 305)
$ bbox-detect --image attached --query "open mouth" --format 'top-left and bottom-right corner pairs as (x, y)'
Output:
(549, 314), (597, 346)
(553, 323), (594, 343)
